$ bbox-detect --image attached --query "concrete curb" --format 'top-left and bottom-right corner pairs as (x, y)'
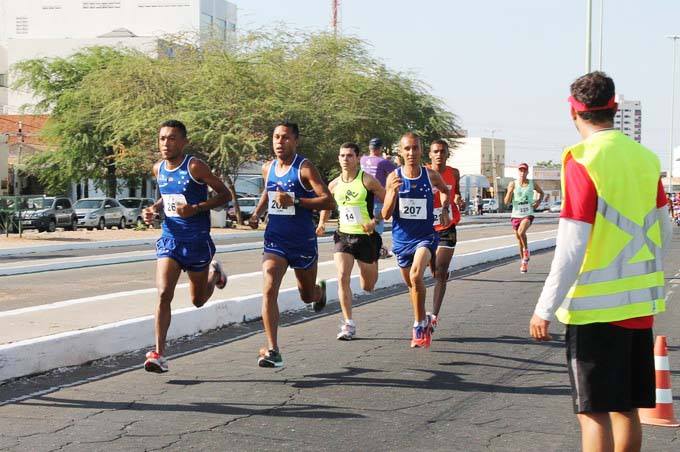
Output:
(0, 236), (555, 382)
(0, 218), (558, 257)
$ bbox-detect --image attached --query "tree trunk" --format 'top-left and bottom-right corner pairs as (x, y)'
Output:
(105, 147), (117, 197)
(223, 173), (241, 225)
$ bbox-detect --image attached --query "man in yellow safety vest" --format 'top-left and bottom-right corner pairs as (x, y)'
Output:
(529, 72), (673, 452)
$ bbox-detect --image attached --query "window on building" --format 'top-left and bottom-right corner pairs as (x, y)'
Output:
(83, 1), (121, 8)
(227, 21), (236, 32)
(0, 74), (7, 87)
(15, 17), (29, 34)
(201, 12), (213, 28)
(215, 17), (227, 40)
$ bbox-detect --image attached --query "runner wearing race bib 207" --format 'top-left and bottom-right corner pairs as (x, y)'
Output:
(317, 142), (385, 341)
(382, 132), (451, 349)
(504, 162), (544, 273)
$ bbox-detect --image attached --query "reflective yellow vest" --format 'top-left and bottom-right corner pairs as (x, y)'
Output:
(555, 130), (665, 325)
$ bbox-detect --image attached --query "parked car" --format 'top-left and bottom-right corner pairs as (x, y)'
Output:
(74, 197), (127, 230)
(15, 197), (78, 232)
(482, 198), (498, 213)
(118, 197), (157, 227)
(535, 200), (551, 212)
(228, 197), (264, 222)
(549, 201), (562, 213)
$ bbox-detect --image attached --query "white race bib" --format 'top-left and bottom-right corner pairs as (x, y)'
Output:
(400, 198), (427, 220)
(268, 191), (295, 215)
(162, 194), (187, 217)
(339, 206), (362, 225)
(433, 207), (442, 226)
(517, 203), (531, 215)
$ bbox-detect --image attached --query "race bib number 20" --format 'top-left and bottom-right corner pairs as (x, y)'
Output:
(400, 198), (427, 220)
(268, 191), (295, 215)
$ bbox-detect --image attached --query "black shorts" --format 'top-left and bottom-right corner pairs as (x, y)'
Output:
(436, 224), (457, 248)
(333, 231), (382, 263)
(566, 323), (655, 413)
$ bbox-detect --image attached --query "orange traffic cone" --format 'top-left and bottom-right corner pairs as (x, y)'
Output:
(639, 335), (680, 427)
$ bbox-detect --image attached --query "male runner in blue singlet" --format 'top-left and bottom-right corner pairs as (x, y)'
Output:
(142, 120), (230, 373)
(382, 132), (451, 348)
(248, 122), (335, 367)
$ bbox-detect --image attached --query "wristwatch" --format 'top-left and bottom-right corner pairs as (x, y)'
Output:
(294, 198), (301, 207)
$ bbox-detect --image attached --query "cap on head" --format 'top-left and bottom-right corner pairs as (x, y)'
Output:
(518, 163), (529, 171)
(369, 137), (382, 149)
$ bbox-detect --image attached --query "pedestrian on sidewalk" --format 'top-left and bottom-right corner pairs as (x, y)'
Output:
(382, 132), (450, 348)
(360, 137), (397, 259)
(248, 121), (334, 368)
(504, 162), (544, 273)
(529, 72), (672, 452)
(316, 142), (385, 340)
(426, 139), (462, 332)
(142, 120), (230, 373)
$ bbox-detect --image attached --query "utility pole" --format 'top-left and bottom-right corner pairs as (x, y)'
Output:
(598, 0), (604, 70)
(12, 121), (24, 196)
(331, 0), (340, 36)
(490, 130), (499, 211)
(667, 35), (680, 195)
(585, 0), (593, 73)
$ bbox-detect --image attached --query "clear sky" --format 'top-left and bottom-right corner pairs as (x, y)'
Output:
(236, 0), (680, 170)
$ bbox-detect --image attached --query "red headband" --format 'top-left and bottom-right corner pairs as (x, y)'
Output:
(568, 95), (616, 112)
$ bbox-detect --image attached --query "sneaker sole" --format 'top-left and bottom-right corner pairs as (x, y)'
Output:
(337, 334), (354, 341)
(144, 361), (167, 373)
(257, 358), (283, 368)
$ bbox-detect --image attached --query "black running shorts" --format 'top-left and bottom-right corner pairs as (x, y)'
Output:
(333, 230), (382, 263)
(566, 323), (655, 413)
(436, 224), (457, 249)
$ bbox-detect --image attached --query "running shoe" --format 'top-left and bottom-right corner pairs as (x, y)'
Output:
(520, 259), (528, 273)
(523, 249), (530, 261)
(211, 259), (228, 289)
(257, 347), (283, 368)
(337, 320), (356, 340)
(379, 246), (393, 259)
(144, 351), (168, 373)
(313, 280), (327, 312)
(427, 312), (439, 333)
(410, 325), (429, 348)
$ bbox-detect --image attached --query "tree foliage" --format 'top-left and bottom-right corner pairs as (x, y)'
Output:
(13, 31), (460, 204)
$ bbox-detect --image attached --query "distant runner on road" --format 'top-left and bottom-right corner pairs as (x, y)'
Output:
(382, 132), (450, 348)
(360, 137), (397, 258)
(317, 142), (385, 340)
(142, 120), (230, 373)
(426, 139), (461, 331)
(504, 162), (544, 273)
(530, 72), (672, 452)
(248, 121), (334, 368)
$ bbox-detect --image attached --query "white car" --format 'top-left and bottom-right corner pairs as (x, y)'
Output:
(549, 201), (562, 213)
(75, 197), (127, 230)
(482, 198), (498, 213)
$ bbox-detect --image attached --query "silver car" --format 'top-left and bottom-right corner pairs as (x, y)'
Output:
(118, 197), (156, 228)
(74, 197), (127, 230)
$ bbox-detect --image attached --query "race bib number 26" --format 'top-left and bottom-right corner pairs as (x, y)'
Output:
(162, 194), (187, 217)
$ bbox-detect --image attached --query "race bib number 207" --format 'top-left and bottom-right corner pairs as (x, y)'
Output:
(400, 198), (427, 220)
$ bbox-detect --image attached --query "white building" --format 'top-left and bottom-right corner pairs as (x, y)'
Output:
(0, 0), (237, 113)
(448, 136), (505, 187)
(613, 94), (641, 143)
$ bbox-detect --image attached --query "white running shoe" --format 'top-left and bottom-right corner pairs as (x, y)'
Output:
(211, 259), (228, 289)
(144, 351), (168, 373)
(337, 320), (356, 340)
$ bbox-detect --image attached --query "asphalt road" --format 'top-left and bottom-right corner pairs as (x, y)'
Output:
(0, 226), (678, 451)
(0, 224), (558, 311)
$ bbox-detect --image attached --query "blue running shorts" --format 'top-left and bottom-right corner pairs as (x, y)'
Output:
(393, 234), (439, 268)
(156, 236), (216, 272)
(264, 239), (318, 269)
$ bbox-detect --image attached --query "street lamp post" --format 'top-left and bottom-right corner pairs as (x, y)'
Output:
(489, 129), (499, 211)
(585, 0), (593, 73)
(666, 35), (680, 195)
